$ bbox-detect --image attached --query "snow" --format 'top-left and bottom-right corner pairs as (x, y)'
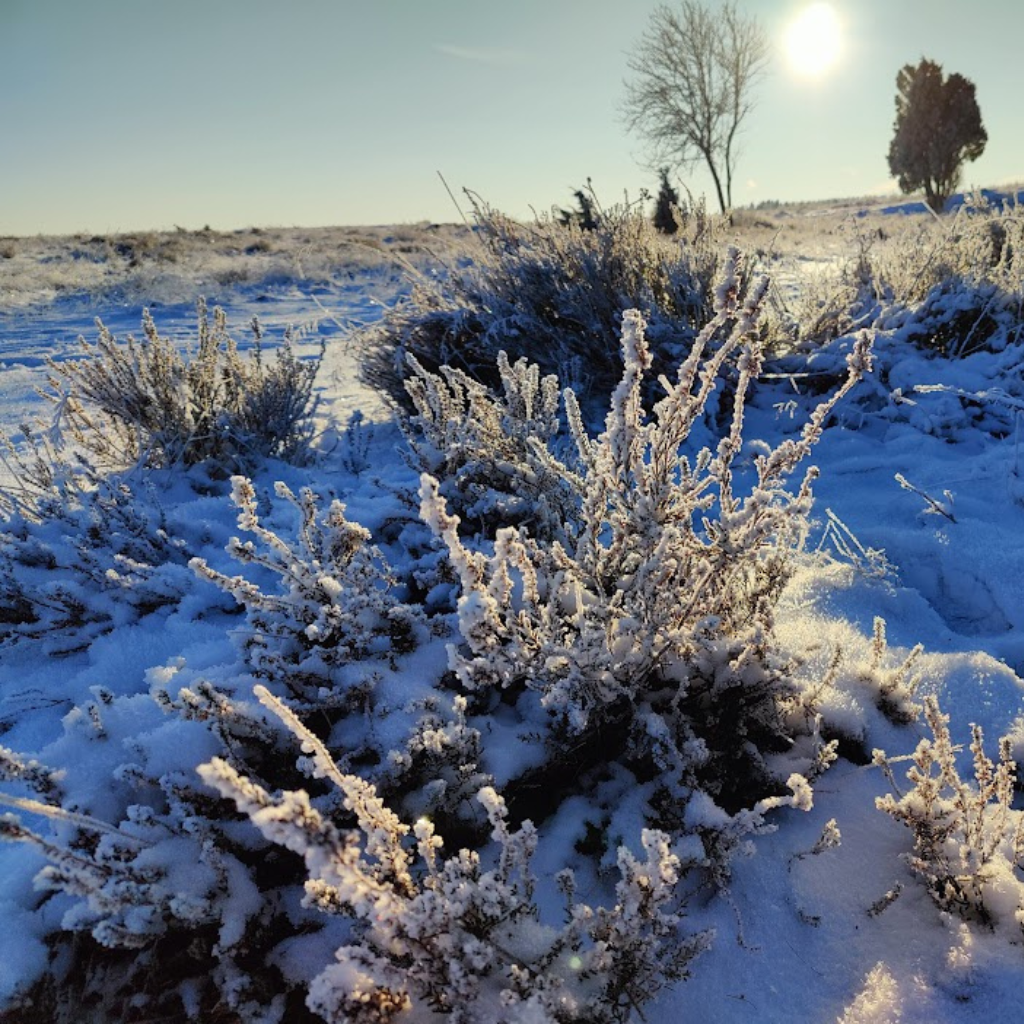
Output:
(4, 212), (1024, 1021)
(0, 891), (48, 1003)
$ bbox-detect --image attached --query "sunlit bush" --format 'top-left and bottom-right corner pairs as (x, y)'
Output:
(45, 300), (323, 473)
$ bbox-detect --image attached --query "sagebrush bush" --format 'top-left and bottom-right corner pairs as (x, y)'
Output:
(0, 695), (299, 1024)
(0, 447), (194, 654)
(767, 200), (1024, 438)
(383, 692), (494, 832)
(190, 476), (422, 704)
(201, 685), (713, 1024)
(0, 673), (709, 1024)
(359, 193), (719, 423)
(875, 695), (1024, 932)
(401, 349), (582, 540)
(44, 300), (323, 473)
(0, 471), (434, 1020)
(420, 251), (872, 860)
(845, 197), (1024, 358)
(855, 617), (924, 726)
(338, 409), (374, 475)
(0, 421), (92, 522)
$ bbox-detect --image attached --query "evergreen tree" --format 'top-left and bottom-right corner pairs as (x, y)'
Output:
(887, 58), (986, 214)
(653, 167), (682, 234)
(558, 187), (599, 231)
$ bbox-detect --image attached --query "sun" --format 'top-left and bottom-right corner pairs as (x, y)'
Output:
(784, 3), (842, 78)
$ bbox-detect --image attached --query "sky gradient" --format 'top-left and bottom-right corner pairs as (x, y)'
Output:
(3, 0), (1022, 236)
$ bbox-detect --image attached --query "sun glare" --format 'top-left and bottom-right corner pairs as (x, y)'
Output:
(784, 3), (842, 78)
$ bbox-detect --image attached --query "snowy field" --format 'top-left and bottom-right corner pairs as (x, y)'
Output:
(3, 197), (1024, 1023)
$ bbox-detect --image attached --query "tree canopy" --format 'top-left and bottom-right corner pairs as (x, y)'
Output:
(623, 1), (768, 215)
(887, 58), (987, 213)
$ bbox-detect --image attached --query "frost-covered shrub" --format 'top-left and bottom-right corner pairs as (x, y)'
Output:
(872, 199), (1023, 308)
(854, 617), (924, 726)
(421, 252), (872, 847)
(338, 409), (374, 475)
(0, 421), (89, 521)
(401, 349), (582, 540)
(201, 685), (713, 1024)
(895, 275), (1008, 359)
(0, 457), (194, 653)
(188, 477), (479, 830)
(45, 300), (322, 473)
(190, 476), (421, 703)
(0, 667), (707, 1024)
(359, 193), (718, 421)
(0, 724), (292, 1023)
(383, 693), (494, 834)
(875, 696), (1024, 932)
(0, 476), (451, 1020)
(790, 615), (925, 765)
(0, 789), (252, 951)
(771, 201), (1024, 437)
(840, 199), (1024, 359)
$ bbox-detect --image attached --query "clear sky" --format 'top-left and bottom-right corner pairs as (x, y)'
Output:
(2, 0), (1022, 236)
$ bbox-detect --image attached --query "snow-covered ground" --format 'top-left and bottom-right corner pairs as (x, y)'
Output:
(2, 205), (1024, 1022)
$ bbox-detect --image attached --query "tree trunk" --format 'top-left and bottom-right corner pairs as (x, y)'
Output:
(706, 158), (729, 215)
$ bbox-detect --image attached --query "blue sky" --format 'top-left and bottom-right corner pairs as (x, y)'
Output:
(2, 0), (1022, 235)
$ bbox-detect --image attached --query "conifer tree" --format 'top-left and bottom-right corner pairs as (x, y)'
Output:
(653, 167), (682, 234)
(558, 186), (599, 231)
(887, 58), (986, 213)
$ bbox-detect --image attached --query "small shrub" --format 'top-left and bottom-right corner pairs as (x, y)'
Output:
(784, 200), (1024, 424)
(0, 700), (295, 1023)
(0, 476), (459, 1018)
(898, 276), (1006, 357)
(190, 477), (422, 704)
(359, 192), (718, 424)
(44, 300), (323, 474)
(200, 685), (713, 1024)
(0, 421), (103, 521)
(419, 252), (871, 860)
(854, 617), (923, 725)
(875, 695), (1024, 932)
(0, 446), (194, 654)
(383, 692), (494, 834)
(338, 409), (373, 475)
(401, 349), (581, 540)
(847, 198), (1024, 358)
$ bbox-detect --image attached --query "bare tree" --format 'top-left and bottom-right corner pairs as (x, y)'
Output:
(623, 1), (769, 215)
